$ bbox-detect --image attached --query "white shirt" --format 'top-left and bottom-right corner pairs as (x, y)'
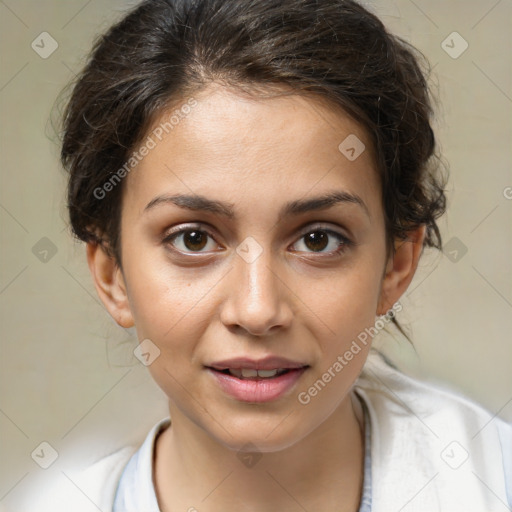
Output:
(112, 398), (373, 511)
(28, 350), (512, 511)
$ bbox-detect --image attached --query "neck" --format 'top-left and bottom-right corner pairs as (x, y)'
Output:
(154, 392), (365, 512)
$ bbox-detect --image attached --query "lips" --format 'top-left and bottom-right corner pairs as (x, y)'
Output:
(206, 356), (309, 402)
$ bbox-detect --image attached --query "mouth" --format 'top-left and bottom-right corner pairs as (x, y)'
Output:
(213, 368), (293, 379)
(205, 359), (309, 402)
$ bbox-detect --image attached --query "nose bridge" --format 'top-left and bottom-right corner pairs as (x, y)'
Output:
(245, 244), (278, 304)
(222, 237), (290, 335)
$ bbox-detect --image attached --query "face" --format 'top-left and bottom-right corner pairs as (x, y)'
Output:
(93, 84), (406, 452)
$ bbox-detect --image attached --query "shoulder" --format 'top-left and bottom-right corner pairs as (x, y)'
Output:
(40, 416), (170, 512)
(355, 349), (512, 512)
(357, 349), (511, 436)
(25, 445), (137, 512)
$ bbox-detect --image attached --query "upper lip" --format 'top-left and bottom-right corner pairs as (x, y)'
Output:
(207, 356), (309, 371)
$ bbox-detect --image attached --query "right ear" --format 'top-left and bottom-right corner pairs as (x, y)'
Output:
(86, 242), (135, 328)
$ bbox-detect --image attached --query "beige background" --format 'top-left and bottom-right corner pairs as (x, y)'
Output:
(0, 0), (511, 509)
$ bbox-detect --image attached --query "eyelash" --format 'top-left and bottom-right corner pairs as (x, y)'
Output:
(162, 223), (353, 258)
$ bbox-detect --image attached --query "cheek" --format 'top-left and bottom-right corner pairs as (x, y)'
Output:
(294, 267), (381, 420)
(129, 277), (211, 342)
(305, 260), (385, 348)
(121, 246), (207, 342)
(123, 259), (214, 396)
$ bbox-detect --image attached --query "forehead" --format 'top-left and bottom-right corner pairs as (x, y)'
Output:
(123, 84), (381, 219)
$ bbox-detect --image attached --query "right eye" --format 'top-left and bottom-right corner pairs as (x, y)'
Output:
(163, 226), (221, 254)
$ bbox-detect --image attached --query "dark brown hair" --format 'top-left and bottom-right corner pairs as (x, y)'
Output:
(61, 0), (447, 274)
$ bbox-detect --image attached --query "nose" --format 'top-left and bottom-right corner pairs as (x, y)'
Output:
(219, 244), (293, 337)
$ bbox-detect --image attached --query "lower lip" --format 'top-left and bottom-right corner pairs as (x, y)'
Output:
(207, 368), (307, 403)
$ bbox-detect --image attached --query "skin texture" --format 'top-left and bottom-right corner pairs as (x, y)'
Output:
(87, 83), (425, 511)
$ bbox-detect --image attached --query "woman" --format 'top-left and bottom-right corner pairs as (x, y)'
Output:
(39, 0), (511, 510)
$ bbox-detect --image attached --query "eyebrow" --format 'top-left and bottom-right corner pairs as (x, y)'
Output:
(144, 190), (369, 220)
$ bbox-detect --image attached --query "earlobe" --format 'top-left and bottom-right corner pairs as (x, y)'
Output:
(377, 225), (426, 315)
(86, 242), (135, 328)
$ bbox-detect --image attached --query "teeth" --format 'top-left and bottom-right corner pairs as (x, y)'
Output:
(257, 369), (279, 378)
(227, 368), (285, 379)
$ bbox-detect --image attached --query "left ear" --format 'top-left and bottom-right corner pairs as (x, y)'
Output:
(377, 225), (426, 315)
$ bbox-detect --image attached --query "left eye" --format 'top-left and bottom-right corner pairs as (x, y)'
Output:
(291, 229), (349, 254)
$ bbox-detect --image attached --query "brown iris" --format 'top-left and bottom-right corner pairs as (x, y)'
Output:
(303, 231), (329, 252)
(183, 230), (208, 251)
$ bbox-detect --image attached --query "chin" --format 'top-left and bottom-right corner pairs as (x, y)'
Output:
(208, 414), (313, 454)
